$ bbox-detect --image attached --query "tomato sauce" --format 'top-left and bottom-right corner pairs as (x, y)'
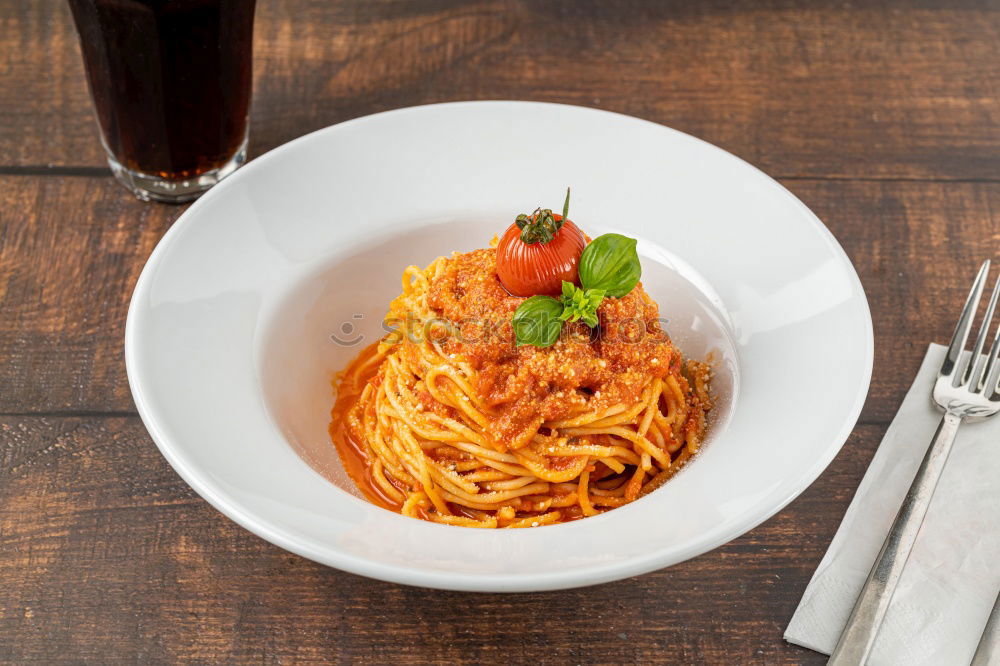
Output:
(422, 248), (677, 450)
(328, 342), (403, 512)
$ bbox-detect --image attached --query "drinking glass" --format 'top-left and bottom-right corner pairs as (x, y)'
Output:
(68, 0), (257, 203)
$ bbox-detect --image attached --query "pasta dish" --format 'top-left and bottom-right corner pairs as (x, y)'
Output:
(330, 191), (712, 528)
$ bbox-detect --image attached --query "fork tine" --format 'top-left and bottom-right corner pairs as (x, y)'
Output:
(981, 311), (1000, 395)
(967, 273), (1000, 389)
(942, 260), (991, 380)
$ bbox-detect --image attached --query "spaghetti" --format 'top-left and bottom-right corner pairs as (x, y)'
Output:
(330, 245), (712, 528)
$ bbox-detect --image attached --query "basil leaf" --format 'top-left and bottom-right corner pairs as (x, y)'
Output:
(559, 281), (605, 328)
(513, 295), (564, 347)
(578, 233), (641, 298)
(561, 280), (575, 302)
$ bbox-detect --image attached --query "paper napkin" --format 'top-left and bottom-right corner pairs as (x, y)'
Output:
(785, 343), (1000, 665)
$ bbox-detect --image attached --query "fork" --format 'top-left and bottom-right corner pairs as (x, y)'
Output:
(829, 260), (1000, 665)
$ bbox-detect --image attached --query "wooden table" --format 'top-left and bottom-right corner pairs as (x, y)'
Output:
(2, 1), (997, 662)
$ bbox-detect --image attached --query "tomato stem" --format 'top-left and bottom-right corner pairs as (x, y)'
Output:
(515, 187), (572, 245)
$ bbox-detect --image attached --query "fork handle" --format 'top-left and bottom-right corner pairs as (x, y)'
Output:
(828, 411), (963, 666)
(970, 588), (1000, 666)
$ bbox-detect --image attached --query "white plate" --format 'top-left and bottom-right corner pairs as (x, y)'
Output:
(126, 101), (873, 592)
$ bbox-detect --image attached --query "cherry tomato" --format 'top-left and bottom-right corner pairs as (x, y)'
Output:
(496, 214), (586, 296)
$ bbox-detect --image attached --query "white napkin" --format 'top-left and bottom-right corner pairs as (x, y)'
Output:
(785, 343), (1000, 665)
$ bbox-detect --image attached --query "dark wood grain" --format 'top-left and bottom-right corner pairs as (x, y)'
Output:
(1, 174), (997, 420)
(1, 0), (998, 179)
(0, 416), (888, 664)
(0, 175), (181, 415)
